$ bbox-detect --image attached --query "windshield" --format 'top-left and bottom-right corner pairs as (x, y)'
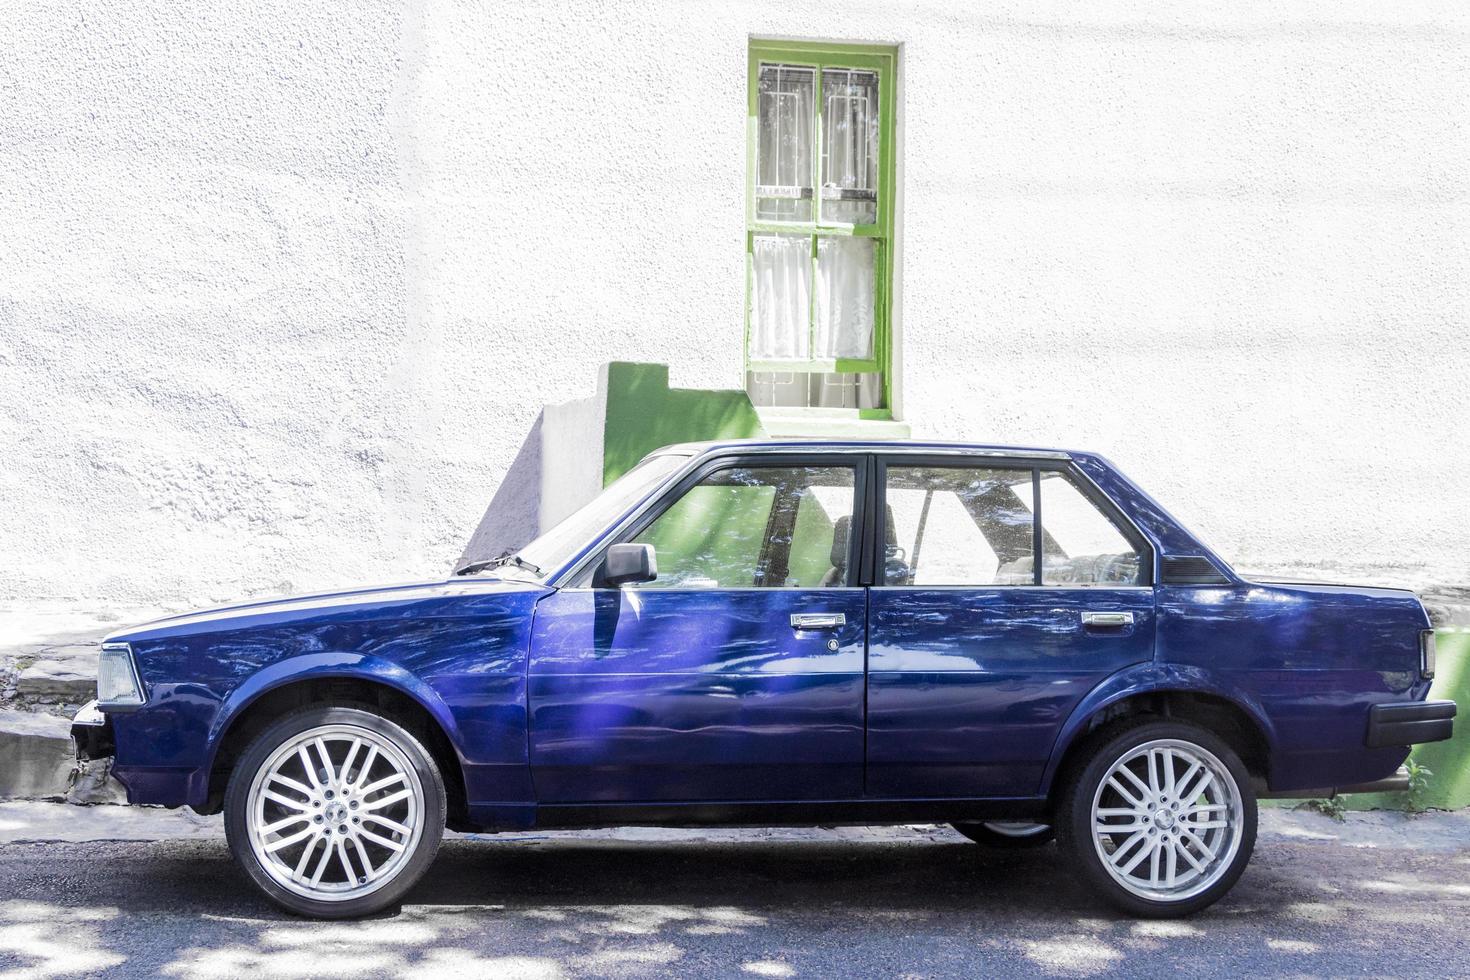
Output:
(496, 454), (689, 580)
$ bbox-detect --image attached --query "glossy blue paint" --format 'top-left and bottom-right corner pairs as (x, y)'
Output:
(1036, 660), (1280, 796)
(105, 579), (547, 812)
(867, 587), (1156, 797)
(184, 651), (465, 806)
(94, 440), (1450, 829)
(528, 587), (866, 801)
(1155, 582), (1430, 790)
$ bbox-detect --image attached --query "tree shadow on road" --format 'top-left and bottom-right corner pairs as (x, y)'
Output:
(2, 831), (1465, 978)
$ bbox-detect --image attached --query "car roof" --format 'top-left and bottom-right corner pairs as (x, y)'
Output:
(650, 438), (1075, 461)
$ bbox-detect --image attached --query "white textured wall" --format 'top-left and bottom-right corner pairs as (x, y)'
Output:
(894, 4), (1470, 595)
(2, 1), (1467, 617)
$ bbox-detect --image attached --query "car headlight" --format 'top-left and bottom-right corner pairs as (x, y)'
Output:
(1420, 629), (1436, 681)
(97, 642), (146, 706)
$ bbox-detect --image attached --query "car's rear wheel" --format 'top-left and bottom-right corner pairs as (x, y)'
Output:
(1056, 719), (1256, 917)
(951, 821), (1055, 848)
(224, 705), (446, 919)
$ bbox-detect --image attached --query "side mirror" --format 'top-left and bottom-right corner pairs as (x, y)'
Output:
(597, 543), (657, 588)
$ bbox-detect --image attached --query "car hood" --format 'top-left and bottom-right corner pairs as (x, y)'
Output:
(104, 575), (547, 644)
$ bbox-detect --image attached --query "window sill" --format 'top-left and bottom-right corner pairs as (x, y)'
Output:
(756, 408), (911, 439)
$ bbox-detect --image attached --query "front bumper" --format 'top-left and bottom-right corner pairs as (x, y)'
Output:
(71, 700), (116, 761)
(1366, 699), (1456, 749)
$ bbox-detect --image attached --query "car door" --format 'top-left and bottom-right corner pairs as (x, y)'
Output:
(865, 456), (1156, 798)
(528, 454), (870, 803)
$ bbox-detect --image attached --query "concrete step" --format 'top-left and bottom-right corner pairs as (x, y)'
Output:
(0, 707), (127, 803)
(0, 709), (74, 800)
(16, 656), (97, 703)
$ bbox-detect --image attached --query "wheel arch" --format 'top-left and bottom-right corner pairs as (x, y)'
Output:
(1041, 664), (1277, 801)
(193, 655), (469, 827)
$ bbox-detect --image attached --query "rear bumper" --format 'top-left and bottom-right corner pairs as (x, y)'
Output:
(1366, 699), (1456, 749)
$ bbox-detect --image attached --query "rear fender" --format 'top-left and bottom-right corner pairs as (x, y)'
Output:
(1039, 661), (1278, 796)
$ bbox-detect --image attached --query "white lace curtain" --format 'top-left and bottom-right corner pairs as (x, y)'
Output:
(815, 237), (874, 359)
(750, 235), (810, 360)
(750, 235), (874, 362)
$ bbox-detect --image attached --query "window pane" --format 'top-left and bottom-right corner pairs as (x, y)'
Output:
(631, 466), (857, 589)
(884, 467), (1036, 586)
(749, 234), (810, 360)
(745, 370), (883, 409)
(757, 64), (815, 222)
(1037, 473), (1143, 585)
(814, 236), (875, 360)
(789, 482), (858, 587)
(821, 68), (879, 225)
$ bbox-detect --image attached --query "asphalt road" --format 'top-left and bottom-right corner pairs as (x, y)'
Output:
(2, 821), (1467, 979)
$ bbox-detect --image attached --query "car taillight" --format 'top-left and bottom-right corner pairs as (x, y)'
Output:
(97, 643), (145, 706)
(1420, 630), (1436, 681)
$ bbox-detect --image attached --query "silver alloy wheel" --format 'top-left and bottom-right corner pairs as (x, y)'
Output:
(1090, 738), (1243, 902)
(981, 821), (1051, 838)
(245, 723), (425, 903)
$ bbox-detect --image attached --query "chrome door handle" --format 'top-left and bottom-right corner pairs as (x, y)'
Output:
(790, 612), (846, 630)
(1082, 611), (1134, 627)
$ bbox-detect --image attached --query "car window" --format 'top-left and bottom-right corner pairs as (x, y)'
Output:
(629, 464), (858, 589)
(1035, 473), (1143, 586)
(883, 466), (1035, 585)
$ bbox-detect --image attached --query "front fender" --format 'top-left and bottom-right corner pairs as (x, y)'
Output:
(186, 652), (465, 807)
(1038, 661), (1278, 796)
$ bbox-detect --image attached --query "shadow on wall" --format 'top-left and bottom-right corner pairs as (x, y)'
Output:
(457, 413), (544, 569)
(455, 363), (764, 572)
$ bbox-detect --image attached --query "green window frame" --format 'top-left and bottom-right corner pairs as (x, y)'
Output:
(745, 40), (898, 415)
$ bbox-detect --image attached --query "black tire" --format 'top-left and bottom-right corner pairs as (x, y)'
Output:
(224, 705), (446, 919)
(1055, 719), (1257, 918)
(951, 821), (1055, 848)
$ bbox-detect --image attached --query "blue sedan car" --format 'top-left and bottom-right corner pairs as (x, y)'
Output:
(74, 440), (1455, 918)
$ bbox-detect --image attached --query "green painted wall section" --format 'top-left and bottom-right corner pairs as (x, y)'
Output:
(633, 483), (777, 587)
(601, 362), (765, 486)
(631, 478), (841, 590)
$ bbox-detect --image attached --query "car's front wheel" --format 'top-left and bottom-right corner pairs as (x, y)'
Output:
(224, 705), (446, 918)
(1056, 719), (1257, 917)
